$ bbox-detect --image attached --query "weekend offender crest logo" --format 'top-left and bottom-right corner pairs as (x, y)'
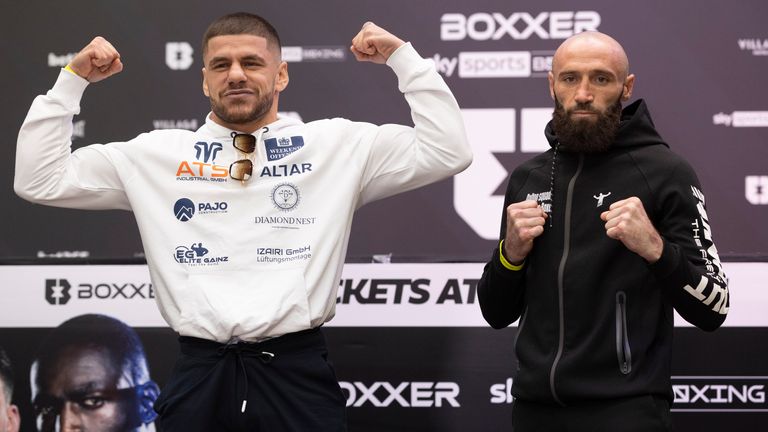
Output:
(264, 136), (305, 161)
(271, 183), (300, 211)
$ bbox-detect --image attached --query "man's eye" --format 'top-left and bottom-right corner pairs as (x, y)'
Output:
(79, 396), (106, 409)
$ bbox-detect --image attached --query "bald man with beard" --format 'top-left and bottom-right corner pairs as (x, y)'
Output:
(478, 32), (728, 431)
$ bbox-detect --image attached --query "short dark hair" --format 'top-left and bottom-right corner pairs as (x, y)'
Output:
(0, 346), (13, 403)
(202, 12), (282, 59)
(32, 314), (150, 389)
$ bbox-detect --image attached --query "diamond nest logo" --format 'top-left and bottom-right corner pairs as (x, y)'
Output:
(271, 183), (300, 211)
(45, 279), (71, 305)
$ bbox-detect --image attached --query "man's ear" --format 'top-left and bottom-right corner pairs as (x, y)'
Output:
(275, 61), (289, 93)
(136, 381), (161, 425)
(547, 71), (555, 100)
(202, 67), (210, 97)
(7, 404), (20, 432)
(622, 74), (635, 101)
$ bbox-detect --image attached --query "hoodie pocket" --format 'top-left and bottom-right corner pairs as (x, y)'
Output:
(180, 268), (311, 340)
(615, 291), (632, 375)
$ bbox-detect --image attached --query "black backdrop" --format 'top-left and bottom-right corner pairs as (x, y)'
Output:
(1, 0), (766, 261)
(1, 1), (767, 431)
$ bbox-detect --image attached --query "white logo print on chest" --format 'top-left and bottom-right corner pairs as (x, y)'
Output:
(593, 192), (611, 207)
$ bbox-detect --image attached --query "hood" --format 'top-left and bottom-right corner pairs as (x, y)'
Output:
(544, 99), (668, 151)
(198, 113), (305, 141)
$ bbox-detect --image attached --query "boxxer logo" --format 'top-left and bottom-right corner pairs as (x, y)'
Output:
(440, 11), (601, 41)
(45, 279), (72, 305)
(166, 42), (194, 70)
(45, 279), (153, 304)
(746, 176), (768, 205)
(339, 381), (460, 408)
(454, 108), (552, 239)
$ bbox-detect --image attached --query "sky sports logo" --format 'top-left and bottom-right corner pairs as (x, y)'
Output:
(433, 51), (552, 78)
(45, 279), (154, 305)
(713, 111), (768, 127)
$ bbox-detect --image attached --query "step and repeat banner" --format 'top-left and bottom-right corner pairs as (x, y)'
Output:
(1, 1), (767, 431)
(0, 0), (767, 261)
(1, 263), (767, 431)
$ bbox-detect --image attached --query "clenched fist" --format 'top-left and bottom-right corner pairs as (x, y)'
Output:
(350, 22), (406, 64)
(600, 196), (663, 263)
(503, 200), (548, 265)
(67, 36), (123, 82)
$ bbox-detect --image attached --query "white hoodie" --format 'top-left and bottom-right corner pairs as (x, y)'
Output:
(15, 43), (472, 342)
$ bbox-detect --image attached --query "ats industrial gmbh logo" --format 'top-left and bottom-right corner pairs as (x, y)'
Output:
(176, 141), (229, 182)
(45, 278), (153, 305)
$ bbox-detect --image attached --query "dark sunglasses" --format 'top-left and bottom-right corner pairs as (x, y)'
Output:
(229, 132), (257, 181)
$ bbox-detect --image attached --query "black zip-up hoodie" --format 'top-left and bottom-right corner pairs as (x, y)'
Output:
(478, 99), (729, 405)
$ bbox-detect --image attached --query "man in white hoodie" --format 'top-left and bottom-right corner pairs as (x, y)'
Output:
(15, 12), (472, 431)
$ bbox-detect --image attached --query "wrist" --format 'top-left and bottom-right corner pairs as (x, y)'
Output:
(64, 64), (86, 79)
(499, 240), (525, 271)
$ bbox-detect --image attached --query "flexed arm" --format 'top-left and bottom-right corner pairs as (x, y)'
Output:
(347, 22), (472, 205)
(15, 37), (132, 210)
(66, 36), (124, 82)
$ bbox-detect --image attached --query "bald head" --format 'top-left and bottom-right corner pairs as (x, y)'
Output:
(552, 32), (630, 80)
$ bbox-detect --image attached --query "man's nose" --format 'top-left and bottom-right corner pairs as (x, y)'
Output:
(59, 402), (83, 431)
(574, 79), (594, 104)
(228, 62), (247, 84)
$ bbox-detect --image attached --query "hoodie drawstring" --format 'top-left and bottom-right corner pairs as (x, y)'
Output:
(217, 343), (275, 413)
(548, 143), (559, 228)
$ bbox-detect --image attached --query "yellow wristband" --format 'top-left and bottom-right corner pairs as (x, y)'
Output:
(64, 64), (78, 76)
(499, 240), (524, 271)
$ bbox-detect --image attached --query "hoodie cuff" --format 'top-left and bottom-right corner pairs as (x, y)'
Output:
(649, 238), (680, 280)
(49, 68), (90, 113)
(499, 240), (525, 271)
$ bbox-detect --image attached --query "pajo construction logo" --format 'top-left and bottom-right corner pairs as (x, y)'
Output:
(174, 197), (229, 221)
(45, 278), (154, 305)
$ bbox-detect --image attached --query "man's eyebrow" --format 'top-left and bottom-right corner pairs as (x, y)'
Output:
(557, 68), (617, 77)
(208, 54), (266, 65)
(64, 381), (109, 396)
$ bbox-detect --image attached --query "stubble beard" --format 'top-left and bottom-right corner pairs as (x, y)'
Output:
(210, 86), (275, 127)
(552, 94), (623, 153)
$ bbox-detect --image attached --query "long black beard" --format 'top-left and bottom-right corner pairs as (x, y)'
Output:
(552, 95), (623, 153)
